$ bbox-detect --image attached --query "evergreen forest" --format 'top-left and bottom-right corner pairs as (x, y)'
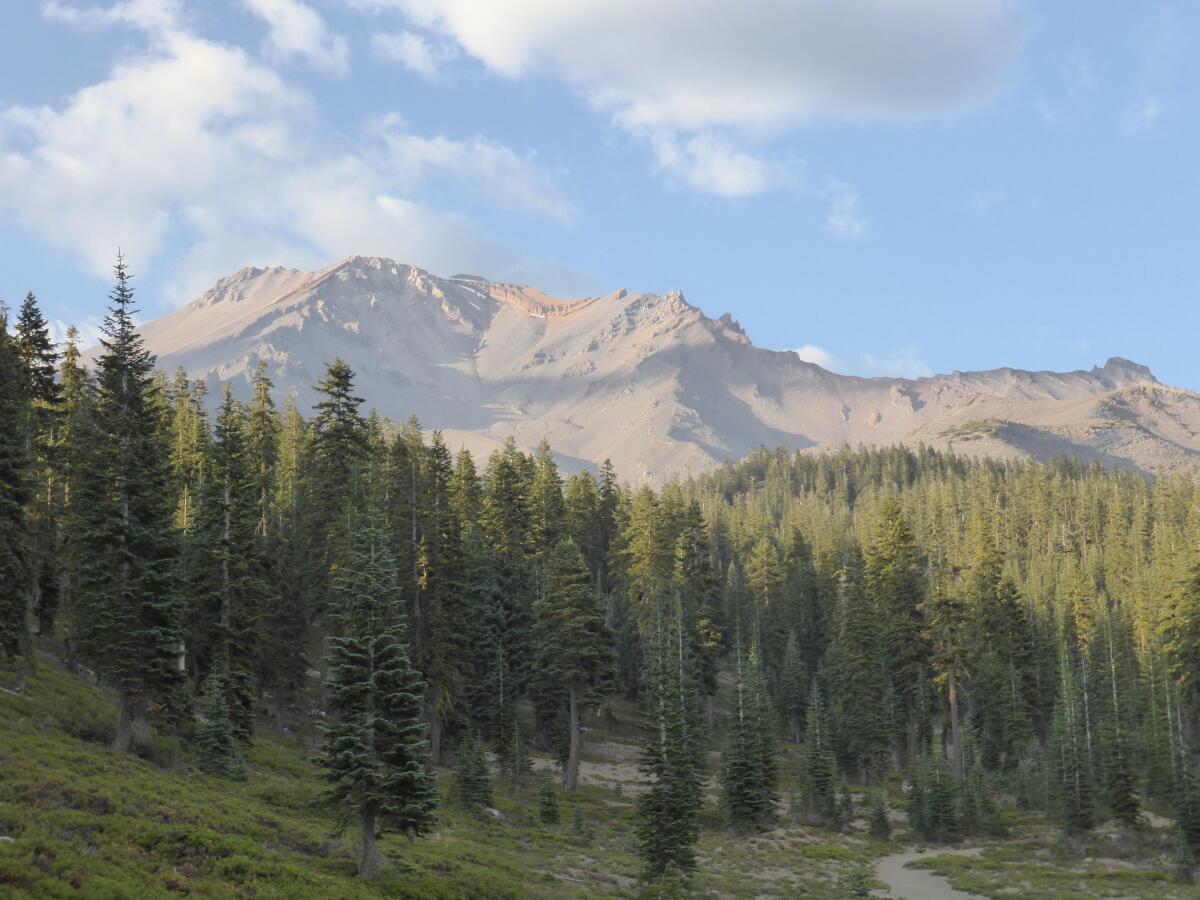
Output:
(3, 259), (1200, 896)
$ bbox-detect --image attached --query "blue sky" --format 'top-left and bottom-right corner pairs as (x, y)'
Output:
(1, 1), (1197, 387)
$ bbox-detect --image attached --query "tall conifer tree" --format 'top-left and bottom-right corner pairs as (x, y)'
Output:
(74, 255), (183, 752)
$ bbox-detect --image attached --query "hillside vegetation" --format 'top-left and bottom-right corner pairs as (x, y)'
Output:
(3, 656), (1194, 899)
(2, 276), (1200, 895)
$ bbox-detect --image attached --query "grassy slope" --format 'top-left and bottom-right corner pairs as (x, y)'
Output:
(0, 659), (1191, 898)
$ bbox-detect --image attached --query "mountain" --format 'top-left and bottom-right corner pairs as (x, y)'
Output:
(136, 255), (1200, 481)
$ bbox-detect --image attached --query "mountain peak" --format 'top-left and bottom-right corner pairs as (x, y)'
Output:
(135, 258), (1196, 482)
(1095, 357), (1156, 383)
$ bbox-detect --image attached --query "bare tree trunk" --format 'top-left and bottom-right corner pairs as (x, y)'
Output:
(564, 684), (581, 790)
(947, 671), (962, 774)
(113, 694), (136, 753)
(359, 805), (386, 880)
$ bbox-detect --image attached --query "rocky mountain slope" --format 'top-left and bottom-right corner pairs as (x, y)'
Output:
(136, 256), (1200, 481)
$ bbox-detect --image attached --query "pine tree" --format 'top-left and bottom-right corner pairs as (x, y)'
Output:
(572, 801), (591, 841)
(835, 780), (855, 833)
(0, 308), (33, 662)
(864, 498), (929, 766)
(193, 387), (265, 742)
(259, 398), (311, 723)
(74, 255), (183, 752)
(316, 474), (437, 880)
(454, 736), (494, 812)
(532, 538), (611, 789)
(309, 358), (369, 602)
(55, 326), (90, 641)
(197, 675), (243, 776)
(636, 597), (703, 881)
(1049, 655), (1095, 841)
(14, 291), (61, 639)
(869, 790), (892, 840)
(849, 868), (873, 898)
(778, 630), (806, 743)
(796, 681), (838, 826)
(825, 556), (891, 780)
(419, 431), (471, 765)
(1174, 824), (1196, 885)
(538, 777), (560, 824)
(721, 630), (777, 830)
(909, 747), (962, 843)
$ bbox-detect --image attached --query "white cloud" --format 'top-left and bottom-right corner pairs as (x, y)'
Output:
(379, 127), (575, 223)
(792, 344), (839, 371)
(3, 3), (574, 306)
(376, 1), (1027, 130)
(243, 0), (349, 74)
(371, 30), (455, 79)
(823, 181), (867, 239)
(358, 2), (1023, 210)
(42, 0), (181, 32)
(48, 316), (105, 349)
(649, 132), (790, 197)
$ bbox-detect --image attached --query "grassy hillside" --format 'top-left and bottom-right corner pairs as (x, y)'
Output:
(0, 655), (1192, 898)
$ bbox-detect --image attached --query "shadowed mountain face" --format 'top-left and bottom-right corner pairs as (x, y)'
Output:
(137, 255), (1199, 481)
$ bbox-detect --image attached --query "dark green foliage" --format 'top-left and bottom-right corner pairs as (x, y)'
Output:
(1174, 824), (1196, 885)
(869, 790), (891, 840)
(572, 802), (591, 841)
(453, 736), (493, 812)
(796, 681), (838, 827)
(73, 255), (183, 752)
(777, 630), (806, 743)
(10, 290), (1200, 892)
(197, 675), (244, 776)
(192, 388), (266, 742)
(825, 556), (891, 780)
(835, 781), (854, 833)
(315, 482), (437, 879)
(849, 867), (873, 898)
(1049, 659), (1095, 837)
(14, 292), (61, 641)
(720, 635), (777, 830)
(0, 309), (33, 660)
(908, 748), (962, 843)
(532, 538), (611, 789)
(636, 598), (703, 879)
(864, 498), (929, 766)
(537, 777), (559, 825)
(1176, 766), (1200, 861)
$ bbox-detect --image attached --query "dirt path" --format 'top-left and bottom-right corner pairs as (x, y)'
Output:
(872, 847), (986, 899)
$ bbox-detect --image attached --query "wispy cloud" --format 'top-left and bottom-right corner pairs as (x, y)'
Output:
(649, 131), (793, 198)
(1121, 8), (1182, 137)
(243, 0), (349, 74)
(4, 2), (576, 306)
(792, 344), (840, 371)
(371, 30), (456, 80)
(787, 343), (931, 378)
(823, 181), (867, 240)
(358, 0), (1026, 225)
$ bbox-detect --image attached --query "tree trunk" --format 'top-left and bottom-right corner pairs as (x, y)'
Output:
(947, 671), (962, 774)
(359, 805), (386, 880)
(429, 688), (444, 767)
(564, 683), (581, 790)
(905, 697), (919, 771)
(113, 694), (136, 753)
